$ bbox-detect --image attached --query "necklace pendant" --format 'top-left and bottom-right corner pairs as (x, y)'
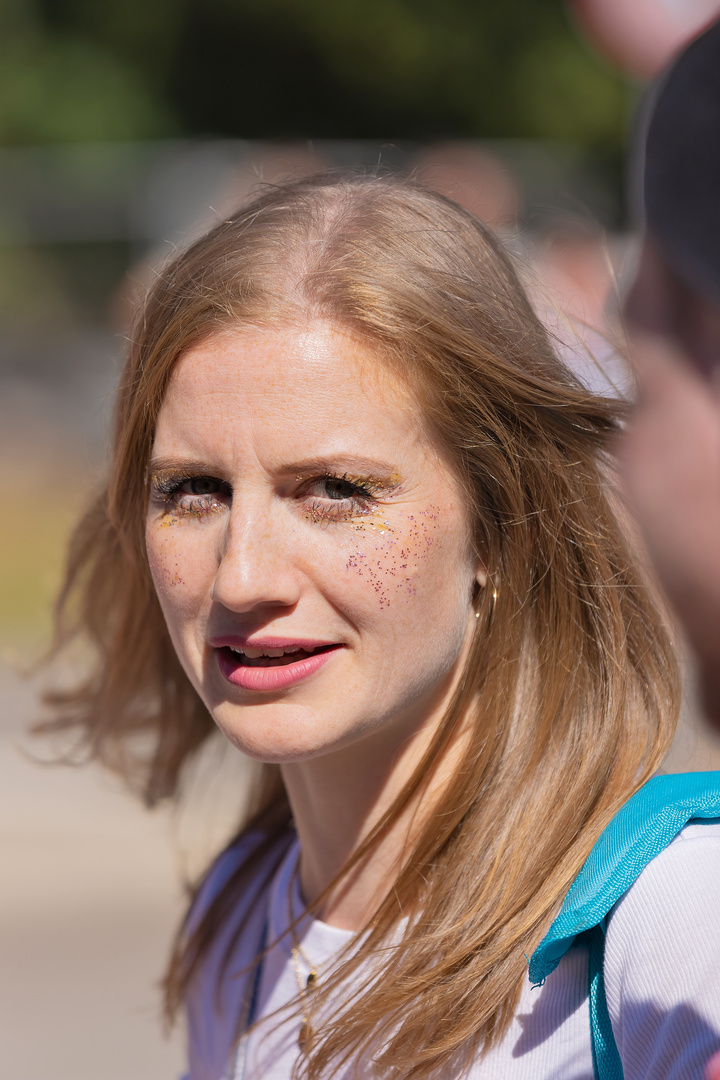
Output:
(298, 1019), (314, 1054)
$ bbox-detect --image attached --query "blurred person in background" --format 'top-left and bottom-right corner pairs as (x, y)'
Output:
(529, 214), (629, 397)
(413, 142), (519, 231)
(414, 143), (628, 399)
(568, 0), (720, 80)
(619, 19), (720, 734)
(570, 11), (720, 1073)
(40, 171), (720, 1080)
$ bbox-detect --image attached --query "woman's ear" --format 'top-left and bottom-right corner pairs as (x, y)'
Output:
(474, 562), (488, 590)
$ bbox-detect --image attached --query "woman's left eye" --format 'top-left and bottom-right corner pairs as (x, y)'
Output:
(302, 475), (375, 521)
(318, 477), (369, 501)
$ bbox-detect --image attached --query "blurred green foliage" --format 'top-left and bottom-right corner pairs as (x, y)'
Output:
(0, 0), (627, 148)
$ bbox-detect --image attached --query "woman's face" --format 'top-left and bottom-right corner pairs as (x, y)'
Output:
(146, 321), (484, 763)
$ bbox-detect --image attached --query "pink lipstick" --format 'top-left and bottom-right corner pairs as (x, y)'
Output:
(211, 636), (343, 693)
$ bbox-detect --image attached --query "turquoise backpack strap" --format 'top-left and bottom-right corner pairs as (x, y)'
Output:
(586, 924), (624, 1080)
(528, 772), (720, 1080)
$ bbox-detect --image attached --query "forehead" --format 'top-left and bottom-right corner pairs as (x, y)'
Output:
(154, 321), (434, 465)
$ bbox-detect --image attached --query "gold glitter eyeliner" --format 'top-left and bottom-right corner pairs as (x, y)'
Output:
(300, 472), (402, 526)
(147, 464), (231, 521)
(147, 460), (403, 526)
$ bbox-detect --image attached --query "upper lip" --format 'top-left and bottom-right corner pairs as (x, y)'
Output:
(209, 635), (341, 653)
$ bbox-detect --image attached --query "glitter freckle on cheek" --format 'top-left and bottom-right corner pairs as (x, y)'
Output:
(345, 506), (442, 609)
(148, 534), (188, 588)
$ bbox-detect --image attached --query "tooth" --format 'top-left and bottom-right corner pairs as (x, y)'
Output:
(229, 646), (244, 655)
(244, 647), (263, 659)
(265, 648), (284, 657)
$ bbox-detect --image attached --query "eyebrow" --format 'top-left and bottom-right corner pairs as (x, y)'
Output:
(147, 455), (400, 479)
(287, 456), (399, 478)
(147, 458), (221, 478)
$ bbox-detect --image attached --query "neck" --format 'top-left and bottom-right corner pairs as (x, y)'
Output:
(280, 693), (467, 932)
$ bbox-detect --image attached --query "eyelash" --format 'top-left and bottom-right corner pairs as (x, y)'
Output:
(304, 475), (377, 524)
(149, 473), (380, 523)
(150, 474), (230, 520)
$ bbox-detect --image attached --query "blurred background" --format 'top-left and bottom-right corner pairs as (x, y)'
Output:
(2, 1), (720, 1077)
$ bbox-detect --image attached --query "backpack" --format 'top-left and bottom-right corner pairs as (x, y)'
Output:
(528, 772), (720, 1080)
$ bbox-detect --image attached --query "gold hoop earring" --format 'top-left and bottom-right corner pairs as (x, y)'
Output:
(472, 579), (484, 619)
(488, 585), (498, 626)
(472, 579), (496, 622)
(475, 582), (497, 626)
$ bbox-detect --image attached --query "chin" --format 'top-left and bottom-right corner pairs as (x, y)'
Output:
(210, 702), (350, 764)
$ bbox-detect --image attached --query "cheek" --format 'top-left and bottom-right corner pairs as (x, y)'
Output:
(341, 506), (461, 614)
(145, 520), (214, 622)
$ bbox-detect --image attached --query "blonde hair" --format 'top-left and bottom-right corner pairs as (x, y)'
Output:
(43, 173), (679, 1078)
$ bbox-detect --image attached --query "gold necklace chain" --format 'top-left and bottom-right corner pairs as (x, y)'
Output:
(288, 856), (319, 1054)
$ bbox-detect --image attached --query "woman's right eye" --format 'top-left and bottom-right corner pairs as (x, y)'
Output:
(183, 476), (224, 496)
(150, 473), (231, 519)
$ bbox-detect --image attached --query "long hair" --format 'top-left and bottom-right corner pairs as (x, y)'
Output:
(42, 173), (679, 1078)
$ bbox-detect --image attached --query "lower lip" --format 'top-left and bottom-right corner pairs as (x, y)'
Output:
(216, 646), (342, 692)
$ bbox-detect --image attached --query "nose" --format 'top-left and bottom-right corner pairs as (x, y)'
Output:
(210, 497), (302, 614)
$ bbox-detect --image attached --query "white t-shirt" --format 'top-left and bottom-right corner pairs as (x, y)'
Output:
(184, 822), (720, 1080)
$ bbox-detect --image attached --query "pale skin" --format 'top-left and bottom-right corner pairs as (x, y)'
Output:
(145, 321), (486, 930)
